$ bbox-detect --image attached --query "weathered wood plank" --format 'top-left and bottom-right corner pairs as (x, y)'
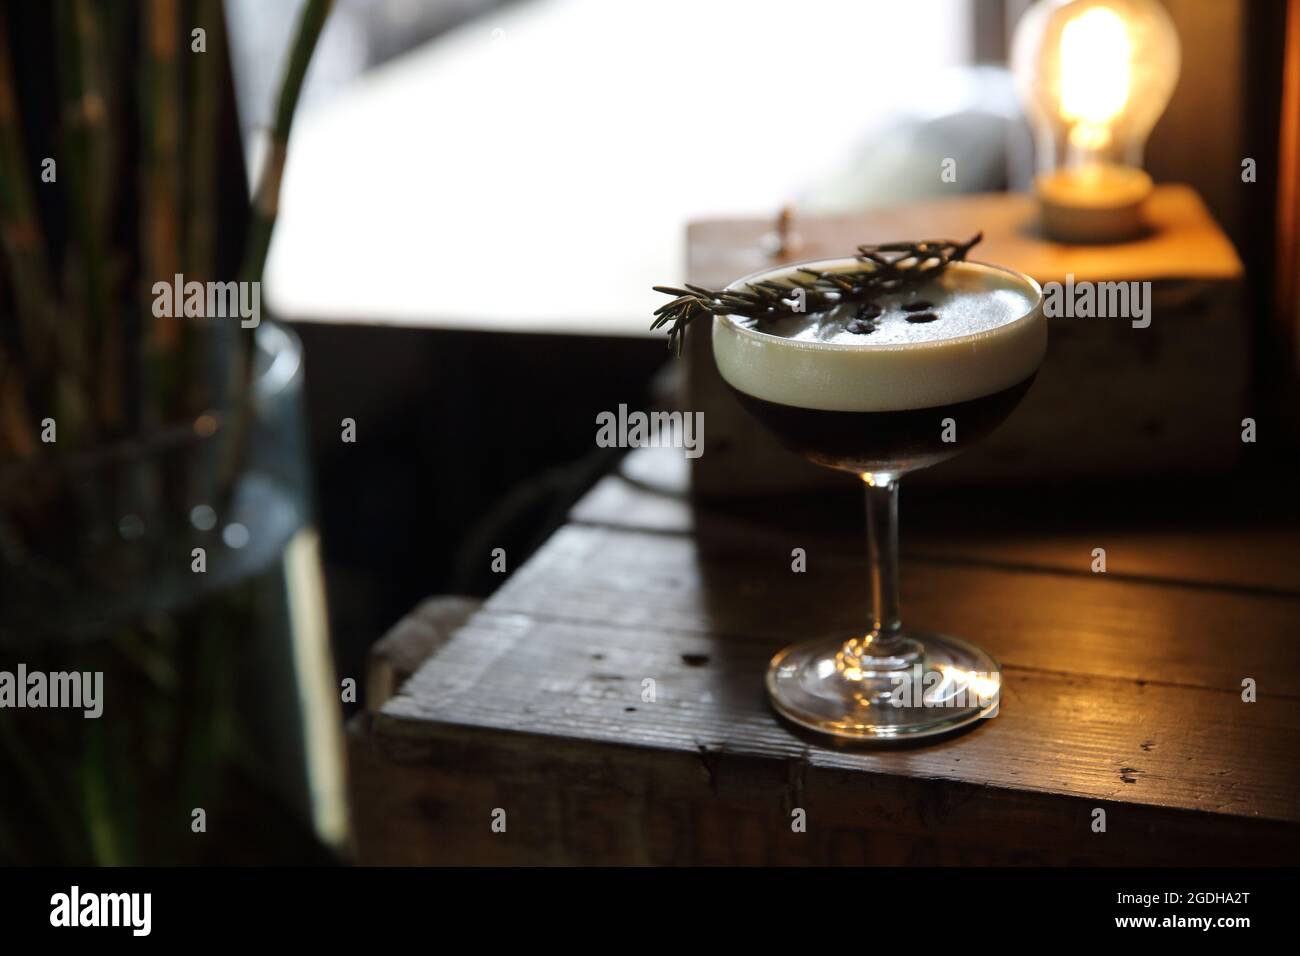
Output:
(570, 449), (1300, 595)
(383, 612), (1300, 823)
(360, 604), (1300, 864)
(365, 595), (481, 712)
(904, 527), (1300, 597)
(352, 716), (1300, 865)
(685, 189), (1243, 291)
(486, 523), (1300, 696)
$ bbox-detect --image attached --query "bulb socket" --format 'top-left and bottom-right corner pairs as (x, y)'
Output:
(1034, 165), (1153, 243)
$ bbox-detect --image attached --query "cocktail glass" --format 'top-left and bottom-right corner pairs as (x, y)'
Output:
(712, 258), (1045, 740)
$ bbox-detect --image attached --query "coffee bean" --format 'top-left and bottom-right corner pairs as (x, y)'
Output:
(901, 300), (933, 312)
(905, 311), (939, 323)
(847, 320), (876, 334)
(855, 303), (882, 320)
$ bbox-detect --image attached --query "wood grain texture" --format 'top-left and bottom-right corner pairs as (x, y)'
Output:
(684, 187), (1243, 292)
(351, 720), (1300, 866)
(365, 595), (481, 712)
(356, 451), (1300, 864)
(384, 610), (1300, 820)
(483, 524), (1300, 698)
(572, 449), (1300, 596)
(359, 607), (1300, 864)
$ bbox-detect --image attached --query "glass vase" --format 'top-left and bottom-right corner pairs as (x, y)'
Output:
(0, 323), (350, 864)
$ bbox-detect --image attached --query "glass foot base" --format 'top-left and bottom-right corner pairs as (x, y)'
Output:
(766, 632), (1001, 741)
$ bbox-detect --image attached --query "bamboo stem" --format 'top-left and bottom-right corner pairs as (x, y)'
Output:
(86, 0), (128, 434)
(1, 7), (92, 447)
(239, 0), (332, 286)
(139, 0), (183, 430)
(186, 0), (222, 284)
(0, 348), (37, 458)
(0, 10), (58, 370)
(219, 0), (331, 494)
(74, 0), (112, 247)
(181, 0), (223, 427)
(54, 0), (111, 442)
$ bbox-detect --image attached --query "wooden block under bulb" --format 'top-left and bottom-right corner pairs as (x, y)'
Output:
(683, 186), (1247, 497)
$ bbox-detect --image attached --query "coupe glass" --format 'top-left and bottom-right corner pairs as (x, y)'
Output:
(712, 258), (1045, 740)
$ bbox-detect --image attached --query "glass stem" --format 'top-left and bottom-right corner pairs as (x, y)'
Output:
(864, 473), (903, 648)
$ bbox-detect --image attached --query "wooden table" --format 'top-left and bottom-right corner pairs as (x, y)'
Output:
(350, 447), (1300, 865)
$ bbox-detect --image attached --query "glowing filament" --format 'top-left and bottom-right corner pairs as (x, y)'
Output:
(1058, 6), (1131, 151)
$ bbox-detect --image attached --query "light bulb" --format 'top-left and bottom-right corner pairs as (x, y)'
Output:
(1012, 0), (1181, 242)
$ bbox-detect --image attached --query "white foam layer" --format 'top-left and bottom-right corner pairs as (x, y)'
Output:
(713, 260), (1045, 412)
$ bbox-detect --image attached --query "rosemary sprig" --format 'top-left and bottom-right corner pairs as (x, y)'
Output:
(651, 233), (983, 354)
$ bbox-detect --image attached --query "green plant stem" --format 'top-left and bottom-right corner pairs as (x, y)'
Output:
(82, 718), (124, 865)
(54, 0), (112, 441)
(76, 0), (122, 433)
(0, 348), (36, 457)
(220, 0), (331, 495)
(0, 9), (81, 438)
(240, 0), (332, 286)
(0, 12), (56, 350)
(140, 0), (183, 424)
(186, 0), (221, 284)
(0, 714), (87, 862)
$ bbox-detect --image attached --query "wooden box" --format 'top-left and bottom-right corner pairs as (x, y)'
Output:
(350, 448), (1300, 865)
(683, 186), (1245, 496)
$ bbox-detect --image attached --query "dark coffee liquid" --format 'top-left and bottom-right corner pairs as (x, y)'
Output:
(729, 375), (1036, 474)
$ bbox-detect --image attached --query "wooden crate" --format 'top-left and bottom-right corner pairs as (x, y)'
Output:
(350, 447), (1300, 865)
(683, 187), (1246, 497)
